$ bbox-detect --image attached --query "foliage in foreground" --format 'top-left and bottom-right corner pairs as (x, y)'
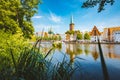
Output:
(0, 47), (75, 80)
(0, 32), (75, 80)
(0, 30), (30, 78)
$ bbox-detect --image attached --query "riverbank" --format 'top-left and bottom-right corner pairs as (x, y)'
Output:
(63, 41), (120, 44)
(29, 40), (120, 45)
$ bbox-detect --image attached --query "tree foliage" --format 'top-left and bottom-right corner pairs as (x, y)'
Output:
(0, 0), (42, 38)
(0, 30), (30, 73)
(65, 30), (75, 35)
(84, 32), (91, 40)
(77, 33), (83, 40)
(74, 30), (83, 40)
(82, 0), (115, 12)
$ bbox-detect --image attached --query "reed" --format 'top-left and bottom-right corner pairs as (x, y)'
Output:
(97, 37), (109, 80)
(0, 39), (76, 80)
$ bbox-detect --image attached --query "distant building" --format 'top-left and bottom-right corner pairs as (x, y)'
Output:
(69, 15), (74, 31)
(60, 34), (66, 41)
(65, 34), (70, 41)
(65, 16), (77, 41)
(35, 32), (47, 37)
(89, 26), (101, 42)
(102, 27), (120, 42)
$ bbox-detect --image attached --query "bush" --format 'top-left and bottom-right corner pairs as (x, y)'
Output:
(0, 31), (76, 80)
(0, 30), (30, 78)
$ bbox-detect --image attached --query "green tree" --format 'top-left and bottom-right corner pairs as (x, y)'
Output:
(77, 33), (83, 40)
(82, 0), (115, 12)
(0, 0), (42, 38)
(65, 30), (74, 35)
(58, 35), (62, 40)
(0, 0), (21, 34)
(84, 32), (90, 40)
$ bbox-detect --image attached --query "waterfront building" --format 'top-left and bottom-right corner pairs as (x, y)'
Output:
(65, 16), (77, 41)
(65, 34), (70, 41)
(89, 26), (101, 42)
(102, 27), (120, 42)
(60, 34), (66, 41)
(35, 32), (47, 37)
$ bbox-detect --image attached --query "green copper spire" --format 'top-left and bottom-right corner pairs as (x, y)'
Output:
(71, 15), (73, 24)
(48, 27), (54, 34)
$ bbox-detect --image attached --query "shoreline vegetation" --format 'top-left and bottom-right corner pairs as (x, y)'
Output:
(0, 31), (75, 80)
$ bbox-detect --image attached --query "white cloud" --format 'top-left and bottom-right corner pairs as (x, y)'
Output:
(34, 24), (65, 34)
(49, 12), (61, 23)
(34, 24), (51, 32)
(32, 16), (42, 19)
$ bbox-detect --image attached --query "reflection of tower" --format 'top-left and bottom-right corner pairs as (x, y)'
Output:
(66, 44), (75, 63)
(69, 15), (74, 31)
(66, 44), (83, 64)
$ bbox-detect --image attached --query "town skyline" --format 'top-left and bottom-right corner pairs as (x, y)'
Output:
(32, 0), (120, 34)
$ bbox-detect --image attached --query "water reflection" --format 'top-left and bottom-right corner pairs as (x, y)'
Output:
(65, 43), (83, 63)
(91, 44), (99, 60)
(102, 44), (120, 59)
(84, 44), (90, 55)
(41, 42), (120, 80)
(40, 42), (120, 61)
(98, 40), (109, 80)
(64, 43), (120, 61)
(65, 43), (100, 61)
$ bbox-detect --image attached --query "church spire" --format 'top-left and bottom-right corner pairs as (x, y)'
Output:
(71, 15), (74, 24)
(69, 15), (74, 31)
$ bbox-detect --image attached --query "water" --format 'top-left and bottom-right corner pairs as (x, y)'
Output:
(41, 42), (120, 80)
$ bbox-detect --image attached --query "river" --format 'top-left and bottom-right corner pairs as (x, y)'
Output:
(40, 42), (120, 80)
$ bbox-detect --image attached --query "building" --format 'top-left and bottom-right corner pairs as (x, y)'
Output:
(35, 28), (54, 37)
(102, 27), (120, 42)
(35, 32), (47, 37)
(89, 26), (101, 42)
(65, 16), (76, 41)
(69, 15), (74, 31)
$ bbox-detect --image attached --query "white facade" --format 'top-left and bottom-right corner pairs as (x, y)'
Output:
(70, 34), (76, 41)
(60, 34), (66, 41)
(91, 36), (102, 42)
(113, 31), (120, 42)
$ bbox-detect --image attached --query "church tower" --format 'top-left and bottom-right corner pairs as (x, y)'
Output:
(69, 15), (74, 31)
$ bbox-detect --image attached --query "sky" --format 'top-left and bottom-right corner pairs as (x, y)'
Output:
(32, 0), (120, 34)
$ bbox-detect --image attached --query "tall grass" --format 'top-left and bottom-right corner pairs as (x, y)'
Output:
(97, 37), (109, 80)
(0, 37), (76, 80)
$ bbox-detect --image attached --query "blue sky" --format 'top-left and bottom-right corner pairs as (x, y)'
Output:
(32, 0), (120, 34)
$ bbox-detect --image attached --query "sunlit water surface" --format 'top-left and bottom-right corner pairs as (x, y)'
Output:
(40, 42), (120, 80)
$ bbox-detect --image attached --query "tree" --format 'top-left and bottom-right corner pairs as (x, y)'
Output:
(65, 30), (75, 35)
(58, 35), (62, 40)
(82, 0), (115, 12)
(0, 0), (21, 34)
(84, 32), (91, 40)
(0, 0), (42, 38)
(77, 33), (83, 40)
